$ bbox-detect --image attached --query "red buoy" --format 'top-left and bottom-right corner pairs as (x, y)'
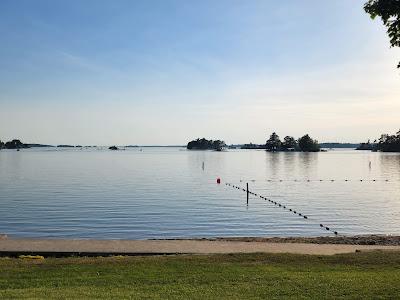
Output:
(217, 178), (221, 184)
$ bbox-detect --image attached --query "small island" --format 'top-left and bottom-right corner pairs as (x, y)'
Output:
(320, 143), (360, 149)
(241, 143), (266, 149)
(357, 129), (400, 152)
(265, 132), (320, 152)
(375, 130), (400, 152)
(0, 139), (30, 150)
(356, 140), (375, 151)
(241, 132), (320, 152)
(187, 133), (320, 152)
(187, 138), (226, 151)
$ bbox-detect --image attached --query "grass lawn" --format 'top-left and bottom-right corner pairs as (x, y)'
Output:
(1, 251), (400, 299)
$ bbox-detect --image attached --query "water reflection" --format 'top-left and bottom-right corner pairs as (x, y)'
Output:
(265, 152), (282, 178)
(187, 150), (226, 175)
(282, 152), (296, 176)
(297, 152), (318, 177)
(0, 150), (23, 180)
(379, 153), (400, 180)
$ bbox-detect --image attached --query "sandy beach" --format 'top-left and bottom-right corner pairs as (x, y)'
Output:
(1, 236), (400, 256)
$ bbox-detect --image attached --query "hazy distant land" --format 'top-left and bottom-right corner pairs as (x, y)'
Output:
(1, 128), (400, 153)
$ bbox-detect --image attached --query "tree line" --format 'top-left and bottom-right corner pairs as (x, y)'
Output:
(265, 132), (320, 152)
(375, 130), (400, 152)
(0, 139), (29, 150)
(187, 138), (226, 150)
(186, 134), (320, 152)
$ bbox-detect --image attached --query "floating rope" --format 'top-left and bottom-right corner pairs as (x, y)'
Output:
(225, 182), (339, 236)
(239, 179), (393, 183)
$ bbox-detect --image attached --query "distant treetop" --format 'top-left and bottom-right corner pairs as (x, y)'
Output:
(375, 129), (400, 152)
(264, 132), (320, 152)
(187, 138), (226, 150)
(265, 132), (282, 151)
(1, 139), (30, 149)
(298, 134), (320, 152)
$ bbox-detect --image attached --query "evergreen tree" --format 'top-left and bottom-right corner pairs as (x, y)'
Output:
(376, 129), (400, 152)
(298, 134), (320, 152)
(281, 136), (297, 150)
(266, 132), (281, 151)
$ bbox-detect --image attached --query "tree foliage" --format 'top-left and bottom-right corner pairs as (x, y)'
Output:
(375, 129), (400, 151)
(364, 0), (400, 68)
(265, 132), (281, 151)
(1, 139), (29, 149)
(282, 136), (297, 150)
(265, 132), (319, 152)
(298, 134), (320, 152)
(187, 138), (226, 150)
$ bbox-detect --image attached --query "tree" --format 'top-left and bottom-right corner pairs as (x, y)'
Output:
(375, 129), (400, 152)
(187, 138), (226, 150)
(0, 140), (4, 149)
(281, 136), (297, 150)
(187, 138), (210, 150)
(212, 140), (226, 150)
(4, 139), (29, 149)
(364, 0), (400, 68)
(298, 134), (320, 152)
(266, 132), (281, 151)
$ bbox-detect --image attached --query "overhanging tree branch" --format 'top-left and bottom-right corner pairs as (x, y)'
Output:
(364, 0), (400, 68)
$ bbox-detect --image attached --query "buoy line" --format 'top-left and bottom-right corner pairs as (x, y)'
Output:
(238, 179), (393, 183)
(225, 182), (339, 236)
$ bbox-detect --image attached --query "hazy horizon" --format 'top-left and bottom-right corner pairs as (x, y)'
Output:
(1, 0), (399, 145)
(1, 140), (370, 147)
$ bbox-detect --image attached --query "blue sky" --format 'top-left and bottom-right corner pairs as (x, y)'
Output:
(0, 0), (399, 145)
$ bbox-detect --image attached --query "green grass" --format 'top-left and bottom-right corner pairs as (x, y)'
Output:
(1, 251), (400, 299)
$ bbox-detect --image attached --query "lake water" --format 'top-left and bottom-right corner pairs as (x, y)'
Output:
(0, 147), (399, 239)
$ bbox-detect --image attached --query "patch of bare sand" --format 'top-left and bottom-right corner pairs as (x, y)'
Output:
(1, 237), (400, 256)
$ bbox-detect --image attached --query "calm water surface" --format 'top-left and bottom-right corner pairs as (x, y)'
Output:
(0, 147), (399, 239)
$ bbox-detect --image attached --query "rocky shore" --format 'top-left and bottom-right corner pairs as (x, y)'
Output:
(2, 234), (399, 245)
(185, 235), (400, 246)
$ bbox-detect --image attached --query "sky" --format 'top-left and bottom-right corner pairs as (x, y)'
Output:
(0, 0), (399, 145)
